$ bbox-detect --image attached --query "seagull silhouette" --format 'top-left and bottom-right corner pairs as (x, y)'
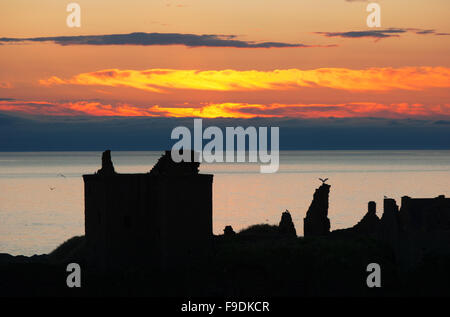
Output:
(58, 173), (66, 178)
(49, 187), (55, 191)
(319, 178), (329, 184)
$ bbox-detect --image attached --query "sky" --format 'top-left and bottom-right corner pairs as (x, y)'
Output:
(0, 0), (449, 149)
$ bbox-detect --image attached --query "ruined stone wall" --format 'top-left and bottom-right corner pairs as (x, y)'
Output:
(157, 174), (213, 268)
(304, 183), (331, 237)
(83, 173), (213, 270)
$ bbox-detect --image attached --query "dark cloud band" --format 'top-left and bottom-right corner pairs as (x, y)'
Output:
(0, 32), (332, 48)
(315, 28), (449, 39)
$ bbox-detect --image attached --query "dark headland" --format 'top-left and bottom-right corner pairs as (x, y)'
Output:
(1, 150), (450, 297)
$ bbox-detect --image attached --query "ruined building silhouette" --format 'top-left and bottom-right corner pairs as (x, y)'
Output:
(83, 150), (449, 270)
(83, 150), (213, 270)
(304, 181), (450, 264)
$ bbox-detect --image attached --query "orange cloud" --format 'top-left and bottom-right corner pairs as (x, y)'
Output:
(234, 102), (450, 119)
(1, 99), (449, 119)
(39, 67), (450, 93)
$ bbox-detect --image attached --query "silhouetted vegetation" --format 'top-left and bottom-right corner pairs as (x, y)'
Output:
(48, 236), (85, 263)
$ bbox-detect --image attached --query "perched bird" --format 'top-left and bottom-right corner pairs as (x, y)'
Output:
(319, 178), (329, 184)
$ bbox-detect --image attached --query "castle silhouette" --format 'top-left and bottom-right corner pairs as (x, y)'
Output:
(83, 150), (213, 270)
(84, 150), (450, 270)
(2, 149), (450, 296)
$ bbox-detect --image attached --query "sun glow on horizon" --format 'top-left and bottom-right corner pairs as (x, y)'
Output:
(1, 99), (449, 119)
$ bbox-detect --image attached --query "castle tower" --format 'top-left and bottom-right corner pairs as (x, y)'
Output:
(83, 150), (213, 270)
(303, 183), (331, 237)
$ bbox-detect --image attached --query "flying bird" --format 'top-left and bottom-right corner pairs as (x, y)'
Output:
(49, 187), (55, 191)
(58, 173), (66, 178)
(319, 178), (329, 184)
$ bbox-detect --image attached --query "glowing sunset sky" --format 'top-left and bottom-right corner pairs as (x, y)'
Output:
(0, 0), (449, 119)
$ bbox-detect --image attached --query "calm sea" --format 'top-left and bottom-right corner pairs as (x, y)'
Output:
(0, 150), (449, 256)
